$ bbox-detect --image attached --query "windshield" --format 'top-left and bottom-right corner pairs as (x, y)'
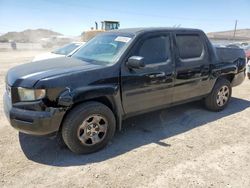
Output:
(52, 43), (81, 55)
(72, 34), (133, 65)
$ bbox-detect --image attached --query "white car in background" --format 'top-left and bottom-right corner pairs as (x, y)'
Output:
(33, 42), (85, 62)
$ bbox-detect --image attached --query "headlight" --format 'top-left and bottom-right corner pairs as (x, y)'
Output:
(18, 88), (46, 101)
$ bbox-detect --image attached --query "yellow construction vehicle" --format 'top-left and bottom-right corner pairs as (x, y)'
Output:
(82, 20), (120, 42)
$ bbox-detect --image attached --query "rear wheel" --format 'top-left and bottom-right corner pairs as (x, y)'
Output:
(205, 79), (232, 111)
(62, 102), (116, 154)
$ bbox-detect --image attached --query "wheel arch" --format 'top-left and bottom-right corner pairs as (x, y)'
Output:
(218, 73), (235, 83)
(58, 85), (123, 132)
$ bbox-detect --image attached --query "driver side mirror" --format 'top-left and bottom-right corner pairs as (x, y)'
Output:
(126, 56), (145, 69)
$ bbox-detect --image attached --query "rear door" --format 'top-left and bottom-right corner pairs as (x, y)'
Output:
(121, 32), (175, 114)
(172, 32), (210, 102)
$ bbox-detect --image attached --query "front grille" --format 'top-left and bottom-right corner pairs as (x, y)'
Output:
(6, 84), (11, 98)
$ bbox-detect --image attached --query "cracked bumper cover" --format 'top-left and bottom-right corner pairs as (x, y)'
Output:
(3, 92), (65, 135)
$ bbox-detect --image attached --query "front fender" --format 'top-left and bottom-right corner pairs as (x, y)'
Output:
(58, 85), (119, 106)
(57, 84), (124, 130)
(73, 85), (119, 104)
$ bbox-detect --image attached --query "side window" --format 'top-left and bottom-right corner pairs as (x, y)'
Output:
(176, 34), (204, 59)
(134, 35), (170, 64)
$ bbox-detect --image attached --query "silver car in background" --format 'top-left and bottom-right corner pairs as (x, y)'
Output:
(33, 42), (85, 62)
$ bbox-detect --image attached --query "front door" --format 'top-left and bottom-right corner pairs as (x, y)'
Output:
(121, 33), (175, 114)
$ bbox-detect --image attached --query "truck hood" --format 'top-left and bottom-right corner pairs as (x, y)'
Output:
(32, 52), (65, 62)
(6, 57), (101, 87)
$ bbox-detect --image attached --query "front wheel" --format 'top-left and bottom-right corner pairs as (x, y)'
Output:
(62, 102), (116, 154)
(205, 79), (232, 111)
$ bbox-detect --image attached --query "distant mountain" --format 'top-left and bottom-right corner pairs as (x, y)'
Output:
(207, 29), (250, 40)
(0, 29), (62, 43)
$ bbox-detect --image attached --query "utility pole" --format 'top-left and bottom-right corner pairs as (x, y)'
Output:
(233, 20), (238, 40)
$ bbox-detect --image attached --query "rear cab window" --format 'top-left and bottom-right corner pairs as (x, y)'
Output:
(175, 33), (206, 62)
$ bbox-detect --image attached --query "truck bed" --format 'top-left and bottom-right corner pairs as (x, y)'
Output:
(215, 47), (246, 63)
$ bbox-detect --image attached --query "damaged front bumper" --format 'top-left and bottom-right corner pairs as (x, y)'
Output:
(3, 92), (66, 135)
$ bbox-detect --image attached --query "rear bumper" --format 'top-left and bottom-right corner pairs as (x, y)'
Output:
(3, 92), (65, 135)
(231, 71), (246, 87)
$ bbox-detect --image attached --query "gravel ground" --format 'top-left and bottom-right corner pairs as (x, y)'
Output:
(0, 50), (250, 188)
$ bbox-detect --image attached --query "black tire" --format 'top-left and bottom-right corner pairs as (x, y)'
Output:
(56, 132), (67, 149)
(205, 78), (232, 111)
(62, 102), (116, 154)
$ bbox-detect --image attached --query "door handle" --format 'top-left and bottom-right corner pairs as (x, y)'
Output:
(147, 72), (166, 78)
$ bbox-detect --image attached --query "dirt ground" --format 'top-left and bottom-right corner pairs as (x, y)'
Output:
(0, 50), (250, 188)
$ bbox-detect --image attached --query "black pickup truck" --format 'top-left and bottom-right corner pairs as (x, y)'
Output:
(3, 28), (246, 154)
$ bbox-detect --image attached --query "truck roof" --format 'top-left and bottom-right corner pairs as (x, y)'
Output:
(107, 27), (203, 35)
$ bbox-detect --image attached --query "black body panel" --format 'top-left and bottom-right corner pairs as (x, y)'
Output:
(3, 27), (246, 135)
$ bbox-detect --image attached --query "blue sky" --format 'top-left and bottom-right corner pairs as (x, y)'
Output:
(0, 0), (249, 36)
